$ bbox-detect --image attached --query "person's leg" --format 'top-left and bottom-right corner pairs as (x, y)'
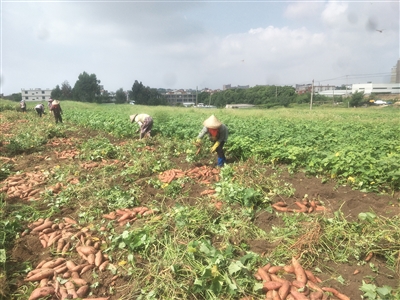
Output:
(216, 142), (226, 167)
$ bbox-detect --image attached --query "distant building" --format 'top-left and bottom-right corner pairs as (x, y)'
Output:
(163, 89), (197, 105)
(390, 59), (400, 83)
(352, 83), (400, 95)
(296, 84), (336, 94)
(225, 104), (255, 109)
(223, 84), (250, 90)
(21, 88), (52, 101)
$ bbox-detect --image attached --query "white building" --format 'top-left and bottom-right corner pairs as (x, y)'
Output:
(352, 83), (400, 95)
(21, 88), (52, 101)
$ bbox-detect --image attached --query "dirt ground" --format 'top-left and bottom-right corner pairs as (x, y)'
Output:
(2, 124), (399, 300)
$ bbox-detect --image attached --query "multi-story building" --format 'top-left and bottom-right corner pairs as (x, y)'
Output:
(352, 83), (400, 95)
(390, 59), (400, 83)
(163, 89), (197, 105)
(21, 88), (52, 101)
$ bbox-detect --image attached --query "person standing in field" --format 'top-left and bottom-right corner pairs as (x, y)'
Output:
(195, 115), (228, 167)
(50, 100), (63, 124)
(34, 103), (45, 117)
(47, 99), (54, 114)
(20, 100), (27, 113)
(130, 114), (153, 139)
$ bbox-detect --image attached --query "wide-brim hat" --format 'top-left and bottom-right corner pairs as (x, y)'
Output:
(130, 114), (138, 123)
(203, 115), (222, 129)
(52, 100), (60, 105)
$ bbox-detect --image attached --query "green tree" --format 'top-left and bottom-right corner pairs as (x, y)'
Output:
(115, 88), (127, 104)
(349, 91), (365, 107)
(129, 80), (166, 106)
(61, 81), (72, 100)
(51, 85), (62, 99)
(72, 72), (101, 102)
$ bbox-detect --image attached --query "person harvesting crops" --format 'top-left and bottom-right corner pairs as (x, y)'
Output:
(34, 103), (45, 117)
(20, 100), (27, 112)
(50, 100), (63, 124)
(195, 115), (228, 167)
(130, 114), (153, 139)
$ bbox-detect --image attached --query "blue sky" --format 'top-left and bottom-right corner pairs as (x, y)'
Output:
(1, 0), (399, 95)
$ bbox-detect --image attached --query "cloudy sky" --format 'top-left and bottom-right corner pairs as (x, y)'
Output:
(1, 0), (399, 95)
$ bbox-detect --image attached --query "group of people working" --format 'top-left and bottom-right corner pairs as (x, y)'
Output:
(21, 99), (227, 166)
(20, 99), (63, 124)
(130, 113), (228, 167)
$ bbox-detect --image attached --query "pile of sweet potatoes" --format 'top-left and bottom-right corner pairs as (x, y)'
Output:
(272, 199), (328, 214)
(158, 166), (220, 185)
(254, 257), (349, 300)
(24, 217), (115, 300)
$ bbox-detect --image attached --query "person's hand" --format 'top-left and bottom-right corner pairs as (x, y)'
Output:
(210, 141), (220, 153)
(135, 129), (140, 133)
(194, 139), (202, 147)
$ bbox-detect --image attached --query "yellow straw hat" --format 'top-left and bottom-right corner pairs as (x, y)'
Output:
(203, 115), (222, 129)
(130, 114), (138, 123)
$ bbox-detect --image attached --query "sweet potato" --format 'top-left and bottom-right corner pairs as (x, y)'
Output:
(272, 205), (290, 212)
(28, 219), (45, 229)
(28, 286), (55, 300)
(268, 266), (283, 274)
(87, 253), (95, 265)
(290, 286), (308, 300)
(76, 285), (90, 298)
(63, 217), (77, 224)
(283, 264), (295, 273)
(31, 221), (53, 233)
(261, 263), (271, 272)
(80, 264), (94, 275)
(364, 252), (373, 262)
(257, 267), (271, 282)
(305, 270), (319, 284)
(310, 291), (323, 300)
(77, 246), (96, 256)
(70, 277), (88, 286)
(25, 269), (55, 282)
(278, 281), (291, 300)
(263, 281), (282, 291)
(95, 250), (103, 267)
(307, 281), (323, 292)
(99, 260), (109, 272)
(291, 257), (307, 284)
(42, 258), (65, 269)
(117, 212), (132, 222)
(321, 287), (350, 300)
(65, 281), (78, 298)
(61, 242), (71, 256)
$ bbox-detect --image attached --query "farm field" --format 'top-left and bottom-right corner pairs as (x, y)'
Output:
(0, 99), (399, 300)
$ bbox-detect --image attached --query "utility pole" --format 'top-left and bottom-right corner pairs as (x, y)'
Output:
(196, 86), (198, 106)
(310, 79), (314, 110)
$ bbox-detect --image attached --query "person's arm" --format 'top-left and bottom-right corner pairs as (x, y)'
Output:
(197, 126), (208, 140)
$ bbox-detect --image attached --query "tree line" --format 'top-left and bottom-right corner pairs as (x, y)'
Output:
(4, 71), (372, 107)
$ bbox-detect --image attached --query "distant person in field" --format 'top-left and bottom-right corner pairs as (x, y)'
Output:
(50, 100), (63, 124)
(195, 115), (228, 167)
(130, 114), (153, 139)
(47, 99), (54, 114)
(20, 100), (27, 112)
(34, 103), (45, 117)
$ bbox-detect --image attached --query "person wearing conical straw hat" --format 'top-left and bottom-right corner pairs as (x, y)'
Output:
(195, 115), (228, 167)
(130, 113), (153, 139)
(50, 100), (63, 124)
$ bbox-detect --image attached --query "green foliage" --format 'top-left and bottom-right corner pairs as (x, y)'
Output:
(360, 281), (393, 299)
(79, 138), (119, 161)
(115, 88), (127, 104)
(72, 71), (102, 102)
(350, 91), (365, 107)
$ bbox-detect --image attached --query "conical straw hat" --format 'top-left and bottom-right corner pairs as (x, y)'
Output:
(52, 100), (60, 105)
(130, 114), (138, 123)
(203, 115), (222, 129)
